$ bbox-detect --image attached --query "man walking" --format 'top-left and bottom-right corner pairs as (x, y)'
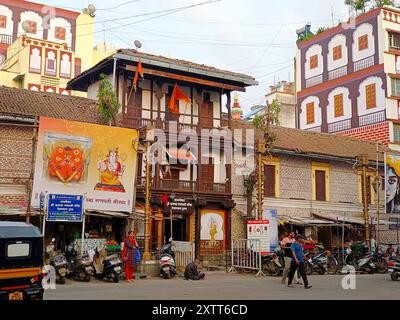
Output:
(288, 235), (312, 289)
(281, 231), (301, 285)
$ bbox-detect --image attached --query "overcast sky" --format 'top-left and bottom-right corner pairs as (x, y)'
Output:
(40, 0), (351, 113)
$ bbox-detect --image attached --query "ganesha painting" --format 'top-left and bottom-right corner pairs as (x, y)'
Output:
(94, 147), (126, 193)
(43, 132), (92, 184)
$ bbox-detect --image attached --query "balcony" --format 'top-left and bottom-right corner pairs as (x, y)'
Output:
(359, 110), (385, 127)
(0, 33), (13, 45)
(160, 179), (196, 191)
(328, 119), (351, 133)
(328, 66), (347, 81)
(353, 56), (374, 72)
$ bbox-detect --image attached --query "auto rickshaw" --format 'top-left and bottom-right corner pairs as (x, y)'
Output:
(0, 221), (44, 300)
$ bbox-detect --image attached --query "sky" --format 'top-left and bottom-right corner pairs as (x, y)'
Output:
(39, 0), (352, 113)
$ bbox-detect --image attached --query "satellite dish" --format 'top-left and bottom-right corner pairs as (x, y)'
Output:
(22, 21), (31, 33)
(134, 40), (142, 49)
(83, 4), (96, 17)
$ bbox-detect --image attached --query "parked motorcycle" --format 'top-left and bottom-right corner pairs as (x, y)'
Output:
(305, 251), (339, 275)
(388, 256), (400, 281)
(262, 249), (283, 276)
(65, 244), (93, 282)
(344, 248), (375, 274)
(371, 250), (388, 274)
(45, 239), (68, 284)
(93, 247), (122, 283)
(159, 240), (176, 279)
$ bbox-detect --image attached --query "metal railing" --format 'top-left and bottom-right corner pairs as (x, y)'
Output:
(328, 119), (351, 133)
(359, 110), (385, 127)
(354, 55), (374, 72)
(305, 74), (323, 88)
(228, 239), (265, 277)
(0, 33), (13, 45)
(328, 66), (348, 81)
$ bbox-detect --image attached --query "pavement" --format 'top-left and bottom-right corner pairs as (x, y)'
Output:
(44, 271), (400, 300)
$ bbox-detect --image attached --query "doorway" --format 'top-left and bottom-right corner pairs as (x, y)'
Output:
(164, 217), (189, 242)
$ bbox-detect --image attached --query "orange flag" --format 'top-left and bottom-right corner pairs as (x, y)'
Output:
(168, 84), (191, 114)
(133, 59), (144, 92)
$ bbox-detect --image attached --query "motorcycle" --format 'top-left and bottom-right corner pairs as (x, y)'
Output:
(45, 239), (68, 284)
(304, 251), (339, 275)
(262, 249), (283, 276)
(387, 256), (400, 281)
(93, 247), (122, 283)
(344, 247), (375, 274)
(371, 250), (388, 274)
(65, 244), (94, 282)
(159, 240), (176, 279)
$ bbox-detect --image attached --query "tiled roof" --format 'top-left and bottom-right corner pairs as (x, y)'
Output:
(231, 120), (388, 162)
(0, 86), (101, 124)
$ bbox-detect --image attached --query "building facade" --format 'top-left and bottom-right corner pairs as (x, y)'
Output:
(231, 122), (397, 250)
(68, 49), (258, 264)
(296, 5), (400, 151)
(0, 0), (114, 96)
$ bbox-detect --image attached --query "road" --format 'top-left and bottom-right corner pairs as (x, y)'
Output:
(44, 271), (399, 300)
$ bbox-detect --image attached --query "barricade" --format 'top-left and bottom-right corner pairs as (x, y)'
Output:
(228, 239), (265, 277)
(172, 240), (195, 272)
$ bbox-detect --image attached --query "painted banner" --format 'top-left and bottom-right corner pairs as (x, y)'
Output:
(386, 153), (400, 214)
(32, 117), (139, 213)
(200, 209), (225, 254)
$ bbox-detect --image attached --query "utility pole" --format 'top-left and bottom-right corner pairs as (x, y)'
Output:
(375, 142), (381, 252)
(357, 154), (371, 249)
(256, 142), (266, 220)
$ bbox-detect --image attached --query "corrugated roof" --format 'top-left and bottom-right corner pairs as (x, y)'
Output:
(231, 120), (388, 162)
(0, 86), (101, 124)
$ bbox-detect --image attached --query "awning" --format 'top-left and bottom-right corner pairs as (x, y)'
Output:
(85, 210), (130, 219)
(313, 212), (396, 226)
(279, 215), (346, 227)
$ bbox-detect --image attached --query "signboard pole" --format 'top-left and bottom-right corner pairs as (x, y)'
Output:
(81, 194), (86, 256)
(170, 206), (173, 241)
(42, 193), (48, 245)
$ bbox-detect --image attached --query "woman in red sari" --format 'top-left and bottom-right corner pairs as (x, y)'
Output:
(122, 231), (138, 282)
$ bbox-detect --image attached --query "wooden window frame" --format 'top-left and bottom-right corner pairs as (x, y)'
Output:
(55, 26), (66, 40)
(334, 93), (344, 118)
(333, 45), (342, 61)
(26, 20), (37, 34)
(366, 83), (376, 110)
(306, 102), (315, 125)
(312, 162), (330, 202)
(358, 34), (369, 51)
(310, 54), (318, 69)
(0, 15), (7, 28)
(262, 157), (280, 198)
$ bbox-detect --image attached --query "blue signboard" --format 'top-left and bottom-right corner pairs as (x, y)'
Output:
(47, 194), (83, 222)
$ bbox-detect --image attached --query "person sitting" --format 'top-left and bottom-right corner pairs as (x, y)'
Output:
(184, 259), (205, 280)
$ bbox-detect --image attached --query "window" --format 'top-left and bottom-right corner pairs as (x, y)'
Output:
(392, 78), (400, 97)
(7, 242), (30, 258)
(306, 102), (315, 124)
(29, 46), (41, 73)
(334, 94), (344, 118)
(358, 34), (368, 51)
(394, 123), (400, 142)
(25, 20), (37, 34)
(312, 163), (329, 202)
(264, 165), (276, 198)
(0, 15), (6, 28)
(389, 32), (400, 51)
(74, 57), (81, 77)
(365, 83), (376, 109)
(45, 49), (57, 76)
(333, 45), (342, 61)
(310, 54), (318, 69)
(60, 52), (71, 78)
(55, 26), (66, 40)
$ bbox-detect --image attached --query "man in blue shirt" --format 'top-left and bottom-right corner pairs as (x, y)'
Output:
(287, 234), (312, 289)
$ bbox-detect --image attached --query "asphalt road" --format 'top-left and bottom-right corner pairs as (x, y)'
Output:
(44, 271), (399, 300)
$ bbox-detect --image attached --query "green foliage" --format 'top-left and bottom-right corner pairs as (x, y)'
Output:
(97, 73), (120, 125)
(298, 32), (315, 42)
(316, 27), (329, 35)
(371, 0), (394, 7)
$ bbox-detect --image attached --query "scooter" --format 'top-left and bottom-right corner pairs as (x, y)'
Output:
(344, 247), (375, 274)
(262, 249), (283, 276)
(388, 256), (400, 281)
(371, 250), (388, 274)
(65, 244), (94, 282)
(93, 247), (123, 283)
(305, 251), (338, 275)
(159, 239), (176, 279)
(45, 239), (68, 284)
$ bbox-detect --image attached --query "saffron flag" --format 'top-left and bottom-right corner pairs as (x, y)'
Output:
(168, 84), (191, 114)
(133, 59), (144, 92)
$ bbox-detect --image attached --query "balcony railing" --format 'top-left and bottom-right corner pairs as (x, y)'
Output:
(354, 55), (374, 72)
(359, 110), (385, 127)
(198, 182), (228, 193)
(160, 179), (196, 191)
(328, 119), (351, 133)
(328, 66), (348, 81)
(0, 33), (13, 45)
(305, 74), (323, 88)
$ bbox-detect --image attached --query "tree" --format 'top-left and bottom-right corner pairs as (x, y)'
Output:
(345, 0), (371, 14)
(371, 0), (394, 7)
(97, 73), (120, 126)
